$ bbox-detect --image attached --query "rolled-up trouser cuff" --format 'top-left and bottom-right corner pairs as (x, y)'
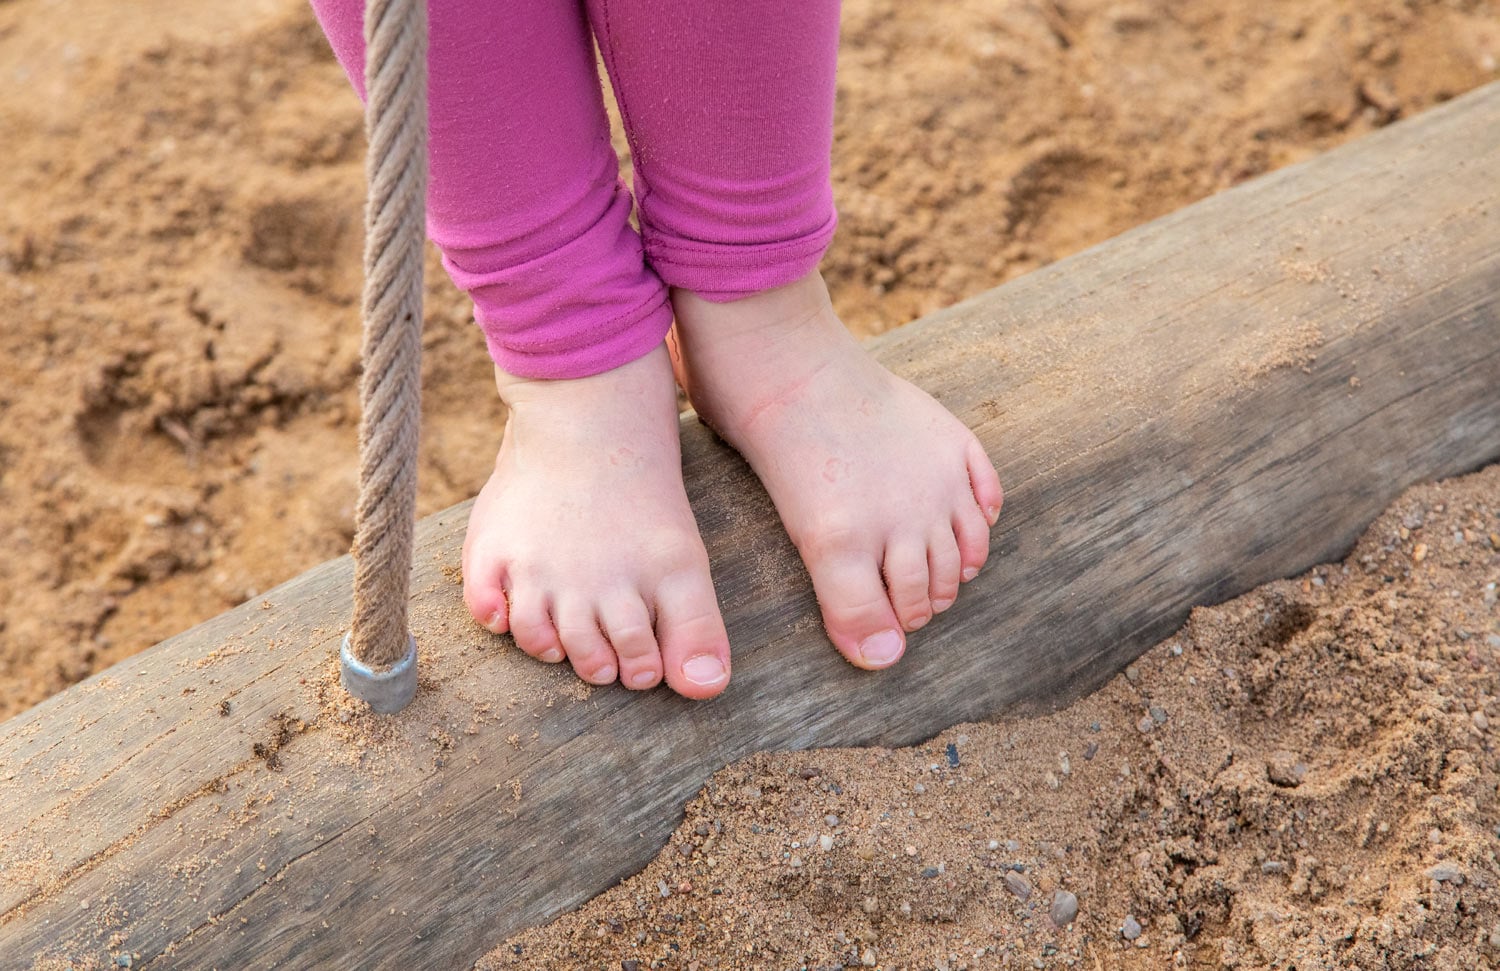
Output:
(479, 288), (673, 380)
(642, 210), (838, 304)
(441, 183), (675, 381)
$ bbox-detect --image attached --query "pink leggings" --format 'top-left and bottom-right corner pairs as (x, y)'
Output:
(310, 0), (840, 379)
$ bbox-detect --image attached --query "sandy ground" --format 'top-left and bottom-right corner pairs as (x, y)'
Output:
(1, 0), (1499, 967)
(3, 0), (1497, 719)
(483, 466), (1500, 969)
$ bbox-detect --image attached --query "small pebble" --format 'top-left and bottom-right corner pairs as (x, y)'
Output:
(1050, 890), (1079, 927)
(946, 742), (961, 767)
(861, 948), (878, 968)
(819, 834), (835, 852)
(1136, 716), (1154, 734)
(1474, 711), (1490, 732)
(790, 856), (803, 868)
(1083, 741), (1099, 761)
(799, 766), (822, 780)
(1425, 862), (1463, 884)
(825, 814), (840, 827)
(1124, 665), (1140, 683)
(1045, 772), (1060, 790)
(987, 840), (1000, 851)
(1148, 706), (1168, 726)
(1006, 839), (1021, 852)
(1261, 860), (1286, 874)
(1003, 871), (1033, 900)
(1121, 915), (1142, 940)
(921, 866), (941, 879)
(621, 961), (640, 971)
(1266, 751), (1307, 788)
(913, 782), (927, 794)
(115, 958), (133, 969)
(905, 844), (919, 857)
(1429, 828), (1444, 845)
(1089, 721), (1102, 733)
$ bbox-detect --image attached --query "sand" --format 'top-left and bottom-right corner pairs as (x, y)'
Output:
(2, 0), (1499, 967)
(3, 0), (1497, 719)
(483, 467), (1500, 969)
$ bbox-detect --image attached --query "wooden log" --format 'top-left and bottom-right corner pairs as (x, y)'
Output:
(4, 82), (1500, 970)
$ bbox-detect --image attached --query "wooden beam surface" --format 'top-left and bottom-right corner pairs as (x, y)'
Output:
(4, 82), (1500, 970)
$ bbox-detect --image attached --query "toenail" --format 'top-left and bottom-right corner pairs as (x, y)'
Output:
(932, 597), (954, 612)
(961, 566), (979, 582)
(630, 670), (659, 689)
(539, 647), (564, 663)
(907, 614), (930, 631)
(682, 653), (727, 686)
(484, 610), (505, 632)
(593, 665), (617, 684)
(859, 630), (904, 667)
(986, 505), (1001, 524)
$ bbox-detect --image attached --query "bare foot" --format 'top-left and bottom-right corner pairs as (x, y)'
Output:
(461, 344), (732, 699)
(670, 270), (1003, 670)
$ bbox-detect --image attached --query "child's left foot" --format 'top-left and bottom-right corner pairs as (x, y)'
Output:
(670, 270), (1003, 670)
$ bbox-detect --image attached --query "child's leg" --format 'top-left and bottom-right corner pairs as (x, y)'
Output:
(309, 0), (732, 698)
(588, 0), (1004, 670)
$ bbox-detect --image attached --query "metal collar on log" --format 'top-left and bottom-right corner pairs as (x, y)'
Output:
(341, 0), (428, 714)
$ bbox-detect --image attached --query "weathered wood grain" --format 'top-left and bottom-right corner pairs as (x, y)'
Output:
(3, 82), (1499, 970)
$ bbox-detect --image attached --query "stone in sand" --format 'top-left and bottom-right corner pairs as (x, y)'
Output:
(1265, 751), (1307, 787)
(1050, 890), (1079, 927)
(1425, 862), (1463, 884)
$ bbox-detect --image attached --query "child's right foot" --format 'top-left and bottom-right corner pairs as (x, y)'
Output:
(461, 344), (732, 699)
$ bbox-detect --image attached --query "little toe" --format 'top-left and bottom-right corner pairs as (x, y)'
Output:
(601, 595), (664, 691)
(927, 527), (962, 613)
(882, 539), (932, 632)
(953, 502), (992, 582)
(460, 545), (510, 634)
(654, 571), (731, 700)
(509, 593), (566, 665)
(806, 551), (907, 670)
(553, 601), (618, 685)
(966, 437), (1004, 526)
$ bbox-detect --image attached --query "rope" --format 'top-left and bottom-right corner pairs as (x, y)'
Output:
(349, 0), (427, 671)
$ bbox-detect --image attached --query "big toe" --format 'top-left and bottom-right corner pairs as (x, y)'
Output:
(654, 571), (732, 700)
(806, 550), (906, 670)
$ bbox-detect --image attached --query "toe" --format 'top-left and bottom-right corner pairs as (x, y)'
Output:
(460, 543), (511, 634)
(966, 437), (1004, 526)
(600, 594), (664, 691)
(882, 539), (932, 632)
(654, 569), (731, 700)
(806, 550), (907, 670)
(927, 526), (962, 613)
(953, 502), (992, 582)
(553, 600), (618, 685)
(508, 591), (566, 664)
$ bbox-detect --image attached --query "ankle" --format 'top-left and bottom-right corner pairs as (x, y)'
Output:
(493, 342), (677, 420)
(671, 269), (834, 344)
